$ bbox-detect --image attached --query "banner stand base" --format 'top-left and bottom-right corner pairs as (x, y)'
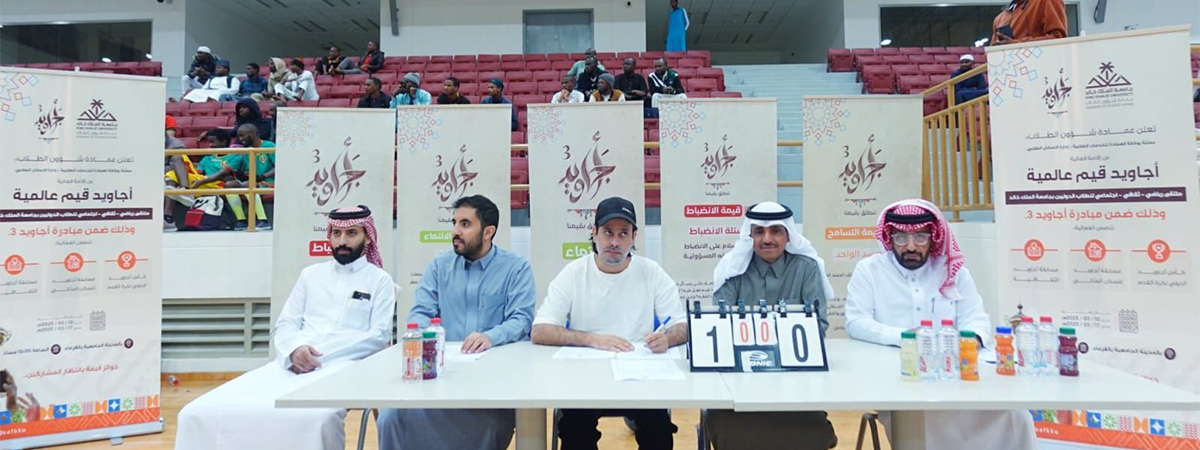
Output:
(1, 418), (163, 450)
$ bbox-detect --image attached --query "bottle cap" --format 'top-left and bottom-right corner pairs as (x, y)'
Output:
(1039, 316), (1053, 323)
(423, 331), (436, 339)
(920, 319), (933, 326)
(960, 330), (976, 338)
(996, 326), (1012, 334)
(1059, 327), (1075, 335)
(406, 322), (419, 329)
(431, 317), (442, 325)
(901, 330), (917, 339)
(941, 319), (955, 326)
(1020, 316), (1034, 323)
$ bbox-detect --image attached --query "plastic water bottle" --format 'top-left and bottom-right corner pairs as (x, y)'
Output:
(900, 330), (919, 382)
(937, 319), (959, 381)
(402, 323), (423, 383)
(1015, 316), (1038, 377)
(428, 317), (447, 371)
(916, 319), (938, 382)
(1037, 316), (1058, 376)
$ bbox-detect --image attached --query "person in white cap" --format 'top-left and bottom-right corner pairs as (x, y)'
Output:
(705, 201), (838, 450)
(175, 205), (395, 450)
(183, 46), (217, 95)
(952, 54), (987, 104)
(845, 199), (1036, 450)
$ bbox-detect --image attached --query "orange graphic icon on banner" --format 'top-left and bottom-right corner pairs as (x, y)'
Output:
(117, 251), (137, 270)
(4, 255), (25, 275)
(63, 253), (85, 272)
(1146, 240), (1171, 264)
(1023, 239), (1045, 261)
(1084, 240), (1107, 262)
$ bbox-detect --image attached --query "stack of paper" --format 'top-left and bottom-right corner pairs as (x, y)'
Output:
(443, 342), (490, 362)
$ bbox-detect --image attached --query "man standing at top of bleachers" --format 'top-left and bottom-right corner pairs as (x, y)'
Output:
(666, 0), (690, 52)
(991, 0), (1067, 45)
(566, 48), (606, 79)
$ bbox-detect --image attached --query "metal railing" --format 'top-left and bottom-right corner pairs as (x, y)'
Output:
(164, 147), (276, 232)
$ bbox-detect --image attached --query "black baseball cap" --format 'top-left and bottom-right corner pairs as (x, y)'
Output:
(595, 197), (637, 230)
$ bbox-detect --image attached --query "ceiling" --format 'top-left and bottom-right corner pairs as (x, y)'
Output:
(209, 0), (380, 53)
(685, 0), (799, 46)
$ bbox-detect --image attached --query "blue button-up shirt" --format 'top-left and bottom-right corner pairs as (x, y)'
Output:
(407, 244), (536, 345)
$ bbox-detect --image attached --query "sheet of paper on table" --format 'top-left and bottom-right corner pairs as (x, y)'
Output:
(444, 342), (490, 362)
(552, 344), (682, 360)
(610, 360), (687, 381)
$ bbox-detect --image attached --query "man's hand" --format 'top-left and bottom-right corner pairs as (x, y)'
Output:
(631, 89), (647, 97)
(462, 332), (493, 354)
(643, 332), (670, 353)
(995, 32), (1013, 44)
(588, 334), (634, 352)
(289, 345), (322, 374)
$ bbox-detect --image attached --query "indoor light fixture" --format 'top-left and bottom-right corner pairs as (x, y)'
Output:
(880, 39), (892, 46)
(101, 57), (112, 63)
(145, 53), (154, 60)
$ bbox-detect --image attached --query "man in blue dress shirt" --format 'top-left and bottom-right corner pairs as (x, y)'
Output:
(376, 195), (536, 450)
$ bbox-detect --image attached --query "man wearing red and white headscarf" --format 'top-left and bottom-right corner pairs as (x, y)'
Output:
(845, 199), (1035, 450)
(176, 205), (395, 450)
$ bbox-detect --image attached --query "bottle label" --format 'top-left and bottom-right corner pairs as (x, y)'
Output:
(1059, 353), (1077, 371)
(998, 352), (1016, 373)
(960, 356), (978, 377)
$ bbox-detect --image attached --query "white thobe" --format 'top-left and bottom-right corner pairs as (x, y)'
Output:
(275, 70), (320, 101)
(845, 252), (1037, 450)
(183, 75), (241, 102)
(175, 256), (396, 450)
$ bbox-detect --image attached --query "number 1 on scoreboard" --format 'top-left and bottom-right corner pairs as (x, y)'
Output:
(690, 314), (735, 368)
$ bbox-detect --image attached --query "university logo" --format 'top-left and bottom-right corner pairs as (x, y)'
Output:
(1041, 68), (1071, 117)
(1084, 62), (1134, 109)
(75, 98), (119, 139)
(34, 99), (65, 141)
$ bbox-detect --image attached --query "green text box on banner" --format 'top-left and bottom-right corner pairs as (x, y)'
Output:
(989, 27), (1200, 448)
(527, 102), (646, 304)
(0, 69), (165, 446)
(801, 95), (924, 337)
(271, 108), (397, 342)
(396, 104), (513, 317)
(659, 98), (778, 305)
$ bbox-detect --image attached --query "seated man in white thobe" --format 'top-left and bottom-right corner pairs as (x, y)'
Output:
(705, 202), (838, 450)
(531, 196), (688, 450)
(175, 205), (395, 450)
(845, 199), (1036, 450)
(377, 195), (536, 450)
(182, 59), (240, 103)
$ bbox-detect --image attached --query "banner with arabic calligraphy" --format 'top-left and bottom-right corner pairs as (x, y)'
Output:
(0, 69), (164, 446)
(396, 105), (512, 314)
(270, 108), (397, 339)
(989, 27), (1200, 448)
(657, 98), (778, 305)
(527, 102), (646, 301)
(801, 95), (923, 337)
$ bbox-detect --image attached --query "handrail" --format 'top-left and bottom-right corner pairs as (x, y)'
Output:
(921, 63), (987, 111)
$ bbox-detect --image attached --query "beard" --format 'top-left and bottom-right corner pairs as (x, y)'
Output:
(894, 248), (928, 270)
(453, 233), (485, 259)
(599, 245), (629, 266)
(333, 241), (366, 265)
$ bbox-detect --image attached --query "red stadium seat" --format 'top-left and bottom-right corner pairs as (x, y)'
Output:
(456, 72), (479, 83)
(509, 82), (537, 95)
(501, 54), (524, 62)
(318, 99), (353, 108)
(862, 65), (895, 94)
(506, 71), (532, 82)
(908, 54), (935, 64)
(617, 52), (640, 60)
(476, 62), (501, 72)
(923, 47), (948, 54)
(430, 55), (453, 63)
(187, 102), (220, 116)
(883, 55), (908, 64)
(899, 47), (923, 55)
(329, 85), (361, 99)
(538, 81), (560, 94)
(513, 94), (540, 108)
(422, 82), (445, 96)
(407, 56), (431, 64)
(427, 62), (451, 72)
(401, 62), (427, 73)
(499, 61), (524, 71)
(898, 75), (932, 94)
(376, 73), (398, 85)
(459, 83), (479, 96)
(547, 53), (570, 61)
(946, 46), (971, 55)
(166, 102), (187, 117)
(425, 72), (449, 84)
(688, 78), (718, 93)
(510, 164), (529, 209)
(710, 91), (742, 98)
(893, 64), (920, 77)
(828, 48), (854, 72)
(551, 60), (574, 71)
(477, 54), (500, 62)
(511, 131), (525, 144)
(179, 137), (199, 148)
(451, 62), (476, 73)
(295, 100), (321, 108)
(677, 58), (704, 69)
(479, 71), (505, 82)
(316, 75), (337, 85)
(641, 51), (664, 60)
(876, 47), (900, 55)
(343, 73), (368, 84)
(532, 70), (558, 82)
(934, 54), (961, 64)
(527, 60), (551, 71)
(452, 55), (476, 63)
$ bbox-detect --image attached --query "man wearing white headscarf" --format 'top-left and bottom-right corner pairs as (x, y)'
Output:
(845, 199), (1036, 450)
(705, 201), (838, 450)
(175, 205), (395, 450)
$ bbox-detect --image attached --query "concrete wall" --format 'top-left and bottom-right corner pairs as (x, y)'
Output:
(182, 0), (319, 74)
(379, 0), (647, 56)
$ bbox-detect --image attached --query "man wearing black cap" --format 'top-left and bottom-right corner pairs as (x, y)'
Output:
(481, 78), (518, 131)
(532, 196), (687, 450)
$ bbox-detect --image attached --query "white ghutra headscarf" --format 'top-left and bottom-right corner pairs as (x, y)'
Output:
(711, 202), (835, 300)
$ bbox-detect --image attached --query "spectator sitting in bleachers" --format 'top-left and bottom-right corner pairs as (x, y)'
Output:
(551, 75), (585, 104)
(648, 58), (686, 113)
(589, 73), (625, 102)
(253, 58), (289, 101)
(183, 46), (217, 94)
(186, 129), (244, 190)
(566, 47), (606, 78)
(234, 124), (276, 188)
(614, 57), (650, 106)
(184, 60), (240, 103)
(358, 77), (392, 108)
(952, 55), (987, 104)
(274, 59), (320, 102)
(235, 98), (274, 141)
(268, 100), (287, 138)
(225, 62), (267, 102)
(575, 57), (606, 99)
(317, 46), (357, 76)
(346, 40), (385, 74)
(992, 0), (1067, 45)
(166, 115), (179, 138)
(391, 72), (432, 106)
(437, 77), (471, 104)
(481, 78), (518, 131)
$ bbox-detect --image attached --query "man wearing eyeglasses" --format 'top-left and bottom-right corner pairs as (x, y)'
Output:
(845, 199), (1036, 450)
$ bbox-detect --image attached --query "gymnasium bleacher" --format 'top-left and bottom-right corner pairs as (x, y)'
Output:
(4, 60), (162, 76)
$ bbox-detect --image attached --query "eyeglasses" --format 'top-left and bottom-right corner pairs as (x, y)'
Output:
(891, 232), (931, 246)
